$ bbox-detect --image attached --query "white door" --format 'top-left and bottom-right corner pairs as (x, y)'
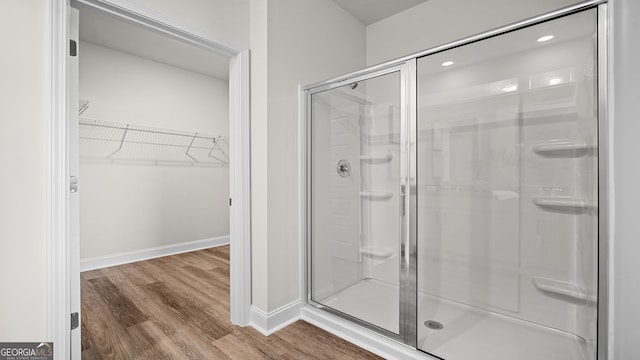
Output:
(68, 7), (81, 359)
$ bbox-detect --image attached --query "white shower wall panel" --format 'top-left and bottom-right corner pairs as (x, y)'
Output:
(417, 118), (521, 313)
(311, 95), (362, 299)
(416, 10), (597, 341)
(361, 75), (401, 286)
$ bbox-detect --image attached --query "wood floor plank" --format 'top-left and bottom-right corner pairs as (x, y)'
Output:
(145, 281), (233, 340)
(122, 321), (177, 360)
(274, 321), (384, 360)
(171, 251), (220, 270)
(101, 264), (153, 304)
(199, 246), (230, 266)
(88, 276), (149, 328)
(82, 245), (382, 360)
(142, 259), (231, 319)
(82, 277), (138, 359)
(171, 264), (230, 309)
(212, 332), (272, 360)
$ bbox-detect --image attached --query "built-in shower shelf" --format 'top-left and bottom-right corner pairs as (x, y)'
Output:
(360, 247), (394, 260)
(360, 191), (393, 201)
(360, 154), (393, 164)
(532, 142), (596, 157)
(532, 277), (596, 303)
(532, 196), (597, 213)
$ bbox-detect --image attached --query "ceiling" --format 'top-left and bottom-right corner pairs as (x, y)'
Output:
(76, 3), (230, 80)
(332, 0), (429, 25)
(76, 0), (429, 80)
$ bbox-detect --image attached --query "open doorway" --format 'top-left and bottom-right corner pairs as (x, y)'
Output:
(75, 3), (232, 271)
(54, 1), (251, 358)
(75, 3), (232, 357)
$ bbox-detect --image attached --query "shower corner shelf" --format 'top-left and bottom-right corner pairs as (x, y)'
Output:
(532, 196), (597, 213)
(360, 154), (393, 164)
(360, 247), (394, 260)
(531, 277), (596, 304)
(360, 191), (394, 201)
(531, 142), (596, 157)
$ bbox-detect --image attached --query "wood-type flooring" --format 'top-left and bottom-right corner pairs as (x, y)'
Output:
(81, 245), (383, 359)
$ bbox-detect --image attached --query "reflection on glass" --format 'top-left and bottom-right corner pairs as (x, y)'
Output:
(416, 9), (598, 360)
(310, 71), (402, 334)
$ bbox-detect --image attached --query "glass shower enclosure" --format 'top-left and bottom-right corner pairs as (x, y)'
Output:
(304, 3), (606, 360)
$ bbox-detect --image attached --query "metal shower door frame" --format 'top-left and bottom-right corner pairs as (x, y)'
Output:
(301, 1), (609, 357)
(303, 61), (418, 345)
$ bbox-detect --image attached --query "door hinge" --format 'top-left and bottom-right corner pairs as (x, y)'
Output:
(70, 40), (77, 57)
(229, 198), (232, 206)
(71, 312), (79, 330)
(70, 176), (78, 193)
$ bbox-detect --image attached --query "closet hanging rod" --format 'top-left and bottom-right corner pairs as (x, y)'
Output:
(80, 120), (225, 141)
(80, 134), (224, 149)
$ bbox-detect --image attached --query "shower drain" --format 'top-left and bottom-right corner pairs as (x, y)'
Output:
(424, 320), (444, 330)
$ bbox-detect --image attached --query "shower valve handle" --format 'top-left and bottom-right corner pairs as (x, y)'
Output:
(337, 160), (351, 178)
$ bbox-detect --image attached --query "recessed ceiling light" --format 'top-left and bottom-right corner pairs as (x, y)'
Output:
(502, 85), (518, 92)
(537, 35), (554, 42)
(549, 78), (562, 86)
(441, 61), (454, 67)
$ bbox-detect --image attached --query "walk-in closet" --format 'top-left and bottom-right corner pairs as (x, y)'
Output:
(74, 4), (233, 356)
(76, 3), (231, 269)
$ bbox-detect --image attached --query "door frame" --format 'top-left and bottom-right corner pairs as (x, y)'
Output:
(49, 0), (252, 358)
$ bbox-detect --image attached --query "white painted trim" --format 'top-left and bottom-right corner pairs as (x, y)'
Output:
(50, 1), (252, 358)
(298, 85), (308, 307)
(607, 0), (615, 356)
(250, 301), (301, 336)
(80, 236), (230, 272)
(301, 306), (437, 360)
(49, 1), (71, 360)
(229, 49), (252, 327)
(73, 0), (242, 55)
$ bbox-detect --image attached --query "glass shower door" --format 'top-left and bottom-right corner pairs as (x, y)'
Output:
(416, 8), (599, 360)
(309, 69), (407, 336)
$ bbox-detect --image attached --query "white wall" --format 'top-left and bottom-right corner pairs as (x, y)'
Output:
(249, 0), (270, 311)
(250, 0), (366, 312)
(79, 42), (229, 259)
(366, 0), (582, 66)
(123, 0), (249, 49)
(80, 42), (229, 133)
(612, 0), (640, 358)
(0, 0), (49, 341)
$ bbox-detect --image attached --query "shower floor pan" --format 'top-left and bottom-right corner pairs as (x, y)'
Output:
(321, 279), (590, 360)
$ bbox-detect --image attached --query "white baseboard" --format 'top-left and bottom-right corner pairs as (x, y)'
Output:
(250, 300), (301, 336)
(300, 306), (436, 360)
(80, 235), (230, 272)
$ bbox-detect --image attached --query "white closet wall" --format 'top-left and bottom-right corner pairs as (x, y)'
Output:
(79, 41), (230, 260)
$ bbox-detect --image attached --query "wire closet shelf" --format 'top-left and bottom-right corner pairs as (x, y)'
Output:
(79, 118), (230, 167)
